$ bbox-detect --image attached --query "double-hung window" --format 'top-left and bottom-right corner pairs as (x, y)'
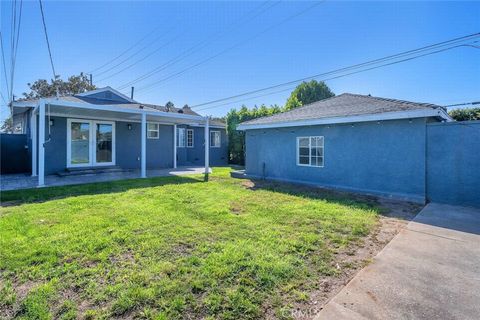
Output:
(297, 136), (324, 167)
(147, 123), (159, 139)
(210, 131), (220, 148)
(177, 128), (186, 147)
(186, 129), (194, 147)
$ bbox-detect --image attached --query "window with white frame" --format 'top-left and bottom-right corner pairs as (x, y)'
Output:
(297, 136), (324, 167)
(186, 129), (194, 147)
(210, 131), (220, 148)
(147, 123), (159, 139)
(177, 127), (186, 147)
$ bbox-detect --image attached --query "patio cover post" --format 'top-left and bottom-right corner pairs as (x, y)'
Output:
(141, 112), (147, 178)
(204, 117), (209, 177)
(31, 108), (37, 176)
(38, 101), (45, 186)
(173, 124), (177, 168)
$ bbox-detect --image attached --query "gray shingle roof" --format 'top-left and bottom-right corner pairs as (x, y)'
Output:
(16, 93), (202, 116)
(240, 93), (443, 126)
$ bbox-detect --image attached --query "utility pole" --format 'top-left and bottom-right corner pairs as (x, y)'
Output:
(89, 74), (93, 86)
(131, 87), (134, 100)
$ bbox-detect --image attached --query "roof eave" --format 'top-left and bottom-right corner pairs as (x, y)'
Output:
(41, 98), (205, 121)
(237, 108), (451, 130)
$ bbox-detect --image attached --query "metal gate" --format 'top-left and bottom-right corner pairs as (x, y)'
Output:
(1, 134), (30, 174)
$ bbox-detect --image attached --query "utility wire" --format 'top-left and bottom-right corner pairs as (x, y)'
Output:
(96, 29), (180, 82)
(11, 0), (22, 100)
(94, 28), (176, 78)
(87, 24), (166, 74)
(0, 31), (10, 98)
(39, 0), (57, 79)
(98, 1), (277, 84)
(195, 44), (468, 112)
(190, 33), (480, 109)
(117, 1), (281, 90)
(6, 0), (22, 109)
(445, 101), (480, 107)
(135, 1), (324, 94)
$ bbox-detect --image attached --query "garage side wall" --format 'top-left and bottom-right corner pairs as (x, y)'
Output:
(245, 118), (427, 202)
(426, 121), (480, 207)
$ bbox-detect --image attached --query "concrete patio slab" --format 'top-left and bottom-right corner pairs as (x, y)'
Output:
(316, 203), (480, 320)
(0, 166), (211, 191)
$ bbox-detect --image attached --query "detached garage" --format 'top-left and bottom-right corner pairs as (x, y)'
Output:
(237, 93), (461, 204)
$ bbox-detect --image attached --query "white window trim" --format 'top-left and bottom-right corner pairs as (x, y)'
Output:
(147, 122), (160, 139)
(67, 118), (116, 168)
(296, 136), (324, 168)
(177, 127), (186, 148)
(186, 128), (194, 148)
(210, 130), (221, 148)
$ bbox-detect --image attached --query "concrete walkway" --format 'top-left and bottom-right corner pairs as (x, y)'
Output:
(316, 203), (480, 320)
(0, 166), (210, 191)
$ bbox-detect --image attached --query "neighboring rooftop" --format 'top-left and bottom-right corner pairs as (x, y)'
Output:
(239, 93), (447, 128)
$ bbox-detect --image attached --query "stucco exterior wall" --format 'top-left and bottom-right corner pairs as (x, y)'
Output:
(40, 116), (226, 175)
(245, 118), (428, 202)
(426, 121), (480, 207)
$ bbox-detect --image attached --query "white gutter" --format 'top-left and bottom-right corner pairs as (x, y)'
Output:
(237, 108), (451, 130)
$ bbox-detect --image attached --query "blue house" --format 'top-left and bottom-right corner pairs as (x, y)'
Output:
(237, 93), (453, 203)
(11, 87), (227, 187)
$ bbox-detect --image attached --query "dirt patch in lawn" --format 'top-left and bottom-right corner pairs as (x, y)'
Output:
(287, 198), (421, 319)
(243, 179), (422, 319)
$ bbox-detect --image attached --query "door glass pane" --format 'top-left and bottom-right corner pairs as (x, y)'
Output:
(71, 122), (90, 164)
(96, 123), (112, 163)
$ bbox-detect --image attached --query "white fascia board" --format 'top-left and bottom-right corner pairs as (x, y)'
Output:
(75, 86), (138, 103)
(237, 109), (447, 130)
(43, 98), (204, 121)
(438, 108), (453, 122)
(12, 101), (38, 108)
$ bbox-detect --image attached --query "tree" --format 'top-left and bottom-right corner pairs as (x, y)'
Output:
(2, 73), (96, 132)
(22, 73), (95, 100)
(226, 104), (283, 164)
(448, 107), (480, 121)
(0, 117), (15, 133)
(285, 80), (334, 110)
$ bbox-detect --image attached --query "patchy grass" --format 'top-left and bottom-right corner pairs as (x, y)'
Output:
(0, 167), (379, 319)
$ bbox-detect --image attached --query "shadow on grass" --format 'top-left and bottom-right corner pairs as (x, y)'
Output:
(240, 178), (421, 221)
(0, 175), (202, 207)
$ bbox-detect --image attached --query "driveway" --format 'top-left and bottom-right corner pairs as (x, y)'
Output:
(316, 203), (480, 320)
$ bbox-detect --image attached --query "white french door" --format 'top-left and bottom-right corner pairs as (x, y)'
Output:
(67, 119), (116, 168)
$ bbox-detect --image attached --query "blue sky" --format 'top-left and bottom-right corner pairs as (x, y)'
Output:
(1, 1), (479, 121)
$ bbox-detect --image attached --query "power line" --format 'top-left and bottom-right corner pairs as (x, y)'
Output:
(135, 1), (324, 94)
(95, 29), (180, 83)
(94, 27), (177, 78)
(38, 0), (57, 79)
(5, 0), (22, 109)
(116, 1), (282, 90)
(197, 43), (475, 112)
(445, 101), (480, 108)
(190, 33), (480, 109)
(0, 31), (10, 98)
(87, 25), (165, 74)
(11, 0), (22, 100)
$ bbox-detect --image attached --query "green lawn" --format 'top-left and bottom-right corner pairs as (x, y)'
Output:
(0, 167), (379, 319)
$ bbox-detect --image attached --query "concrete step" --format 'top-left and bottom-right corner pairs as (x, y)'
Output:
(57, 166), (126, 177)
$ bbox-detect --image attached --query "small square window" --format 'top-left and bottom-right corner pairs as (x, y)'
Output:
(297, 136), (324, 167)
